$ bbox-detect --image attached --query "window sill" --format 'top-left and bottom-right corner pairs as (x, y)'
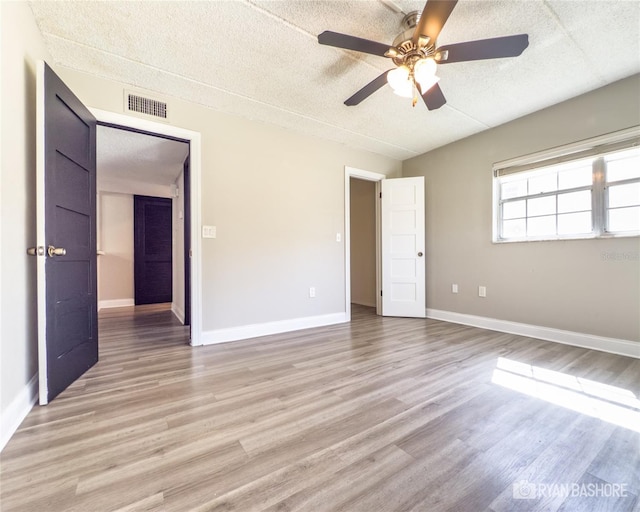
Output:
(493, 232), (640, 244)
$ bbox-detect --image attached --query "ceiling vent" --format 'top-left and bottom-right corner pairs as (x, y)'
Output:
(125, 91), (168, 120)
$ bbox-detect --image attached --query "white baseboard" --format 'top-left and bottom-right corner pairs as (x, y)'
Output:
(201, 312), (348, 345)
(1, 373), (38, 452)
(98, 298), (135, 310)
(426, 308), (640, 359)
(171, 303), (185, 324)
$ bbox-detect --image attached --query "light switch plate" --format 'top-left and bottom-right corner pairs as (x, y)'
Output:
(202, 225), (216, 238)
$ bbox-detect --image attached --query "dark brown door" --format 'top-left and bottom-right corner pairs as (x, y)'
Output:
(37, 62), (98, 404)
(134, 195), (172, 305)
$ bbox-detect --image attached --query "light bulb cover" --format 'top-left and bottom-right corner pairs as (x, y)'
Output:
(414, 58), (439, 93)
(416, 74), (440, 94)
(414, 58), (437, 83)
(387, 66), (410, 90)
(392, 81), (414, 98)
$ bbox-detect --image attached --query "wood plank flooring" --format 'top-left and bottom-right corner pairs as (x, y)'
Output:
(1, 304), (639, 512)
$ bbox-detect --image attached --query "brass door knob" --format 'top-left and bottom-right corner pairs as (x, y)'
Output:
(48, 245), (67, 257)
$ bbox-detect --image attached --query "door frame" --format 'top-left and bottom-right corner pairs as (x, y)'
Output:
(344, 166), (385, 321)
(91, 108), (203, 345)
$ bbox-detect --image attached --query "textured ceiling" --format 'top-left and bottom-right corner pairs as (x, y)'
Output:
(97, 125), (189, 186)
(30, 0), (640, 161)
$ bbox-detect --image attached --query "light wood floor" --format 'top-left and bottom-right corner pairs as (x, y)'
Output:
(1, 305), (639, 512)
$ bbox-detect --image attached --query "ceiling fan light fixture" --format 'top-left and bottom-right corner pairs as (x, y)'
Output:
(414, 57), (437, 81)
(414, 57), (439, 93)
(387, 65), (411, 93)
(417, 73), (440, 94)
(392, 81), (414, 98)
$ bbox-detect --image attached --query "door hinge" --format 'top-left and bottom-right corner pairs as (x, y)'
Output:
(379, 192), (382, 198)
(380, 290), (383, 296)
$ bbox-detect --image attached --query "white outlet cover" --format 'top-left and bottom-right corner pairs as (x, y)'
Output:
(202, 225), (216, 238)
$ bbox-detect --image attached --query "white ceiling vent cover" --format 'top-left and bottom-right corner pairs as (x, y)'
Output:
(125, 91), (168, 121)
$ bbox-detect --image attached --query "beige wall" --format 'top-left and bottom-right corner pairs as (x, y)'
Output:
(97, 192), (134, 306)
(55, 67), (402, 333)
(172, 170), (185, 322)
(403, 75), (640, 342)
(0, 1), (51, 441)
(350, 178), (376, 307)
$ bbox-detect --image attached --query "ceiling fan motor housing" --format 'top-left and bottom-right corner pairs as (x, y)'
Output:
(389, 11), (436, 68)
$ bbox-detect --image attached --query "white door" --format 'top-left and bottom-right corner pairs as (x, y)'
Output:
(381, 177), (426, 317)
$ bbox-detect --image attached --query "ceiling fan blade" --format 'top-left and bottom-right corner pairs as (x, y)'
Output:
(344, 71), (391, 106)
(437, 34), (529, 63)
(412, 0), (458, 45)
(318, 31), (391, 57)
(419, 82), (447, 110)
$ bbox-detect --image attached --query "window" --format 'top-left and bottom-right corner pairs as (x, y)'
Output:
(493, 128), (640, 242)
(605, 148), (640, 233)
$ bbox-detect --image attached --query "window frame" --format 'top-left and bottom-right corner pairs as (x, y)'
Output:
(492, 127), (640, 243)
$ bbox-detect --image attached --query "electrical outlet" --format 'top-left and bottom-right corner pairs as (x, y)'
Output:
(479, 286), (487, 298)
(452, 284), (458, 294)
(309, 287), (316, 298)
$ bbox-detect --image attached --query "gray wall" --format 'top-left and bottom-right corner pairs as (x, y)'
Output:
(0, 1), (50, 442)
(350, 178), (376, 307)
(172, 169), (185, 322)
(55, 67), (402, 332)
(403, 75), (640, 342)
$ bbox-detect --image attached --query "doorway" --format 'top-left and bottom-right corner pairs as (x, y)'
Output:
(92, 108), (202, 345)
(344, 168), (427, 321)
(344, 167), (385, 321)
(96, 125), (190, 327)
(349, 178), (377, 308)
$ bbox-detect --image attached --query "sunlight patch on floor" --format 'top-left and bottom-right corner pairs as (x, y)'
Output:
(492, 357), (640, 432)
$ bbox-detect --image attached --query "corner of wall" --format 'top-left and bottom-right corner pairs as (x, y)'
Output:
(0, 374), (38, 452)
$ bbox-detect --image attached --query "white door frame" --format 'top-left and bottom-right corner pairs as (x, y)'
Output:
(344, 166), (385, 321)
(90, 108), (203, 346)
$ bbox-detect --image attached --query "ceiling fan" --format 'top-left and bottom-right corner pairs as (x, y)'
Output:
(318, 0), (529, 110)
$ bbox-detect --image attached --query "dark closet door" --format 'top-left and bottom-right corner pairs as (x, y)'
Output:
(134, 195), (172, 305)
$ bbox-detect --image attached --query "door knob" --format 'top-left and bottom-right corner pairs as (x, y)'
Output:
(48, 245), (67, 257)
(27, 246), (45, 256)
(417, 252), (423, 257)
